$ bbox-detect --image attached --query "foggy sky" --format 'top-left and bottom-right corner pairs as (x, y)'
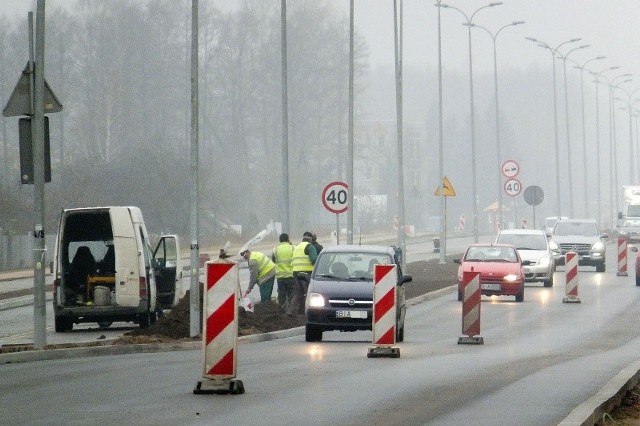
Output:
(3, 0), (639, 230)
(4, 1), (639, 77)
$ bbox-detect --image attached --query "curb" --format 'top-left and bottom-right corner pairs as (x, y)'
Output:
(558, 360), (640, 425)
(0, 294), (52, 311)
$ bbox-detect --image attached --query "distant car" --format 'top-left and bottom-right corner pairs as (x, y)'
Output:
(617, 219), (640, 244)
(454, 243), (528, 302)
(304, 245), (412, 342)
(549, 218), (608, 272)
(495, 229), (555, 287)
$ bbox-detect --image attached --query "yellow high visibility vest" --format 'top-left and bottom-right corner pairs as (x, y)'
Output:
(292, 241), (314, 272)
(273, 243), (294, 279)
(250, 251), (275, 279)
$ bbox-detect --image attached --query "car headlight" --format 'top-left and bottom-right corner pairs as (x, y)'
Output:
(503, 274), (518, 282)
(549, 241), (559, 251)
(592, 241), (605, 252)
(308, 292), (325, 307)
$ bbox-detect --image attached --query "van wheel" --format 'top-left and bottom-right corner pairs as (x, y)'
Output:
(97, 321), (112, 329)
(55, 316), (73, 332)
(139, 312), (151, 329)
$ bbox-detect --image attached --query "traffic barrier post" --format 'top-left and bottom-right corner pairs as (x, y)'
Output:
(368, 264), (400, 358)
(194, 262), (245, 395)
(458, 271), (483, 345)
(617, 237), (628, 277)
(563, 251), (581, 303)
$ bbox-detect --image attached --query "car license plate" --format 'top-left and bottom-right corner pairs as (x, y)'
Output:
(481, 283), (501, 291)
(336, 310), (367, 319)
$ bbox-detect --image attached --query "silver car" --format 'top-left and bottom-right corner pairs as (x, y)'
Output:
(495, 229), (555, 287)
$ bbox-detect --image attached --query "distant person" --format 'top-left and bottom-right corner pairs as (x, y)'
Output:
(240, 249), (276, 303)
(311, 233), (323, 254)
(272, 233), (295, 311)
(287, 231), (318, 316)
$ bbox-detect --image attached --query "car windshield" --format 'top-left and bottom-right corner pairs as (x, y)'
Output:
(553, 221), (598, 236)
(496, 233), (547, 250)
(464, 246), (518, 263)
(313, 252), (394, 281)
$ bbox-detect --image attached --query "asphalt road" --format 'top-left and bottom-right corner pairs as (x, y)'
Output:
(2, 242), (640, 425)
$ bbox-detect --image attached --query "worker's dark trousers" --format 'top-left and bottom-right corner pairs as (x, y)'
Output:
(287, 271), (310, 315)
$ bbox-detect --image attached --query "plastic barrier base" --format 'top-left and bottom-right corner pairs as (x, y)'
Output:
(367, 346), (400, 358)
(617, 271), (629, 277)
(193, 378), (245, 395)
(562, 296), (581, 304)
(458, 336), (484, 345)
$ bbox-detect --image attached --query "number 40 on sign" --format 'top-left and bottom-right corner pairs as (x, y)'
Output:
(504, 178), (522, 197)
(322, 181), (349, 214)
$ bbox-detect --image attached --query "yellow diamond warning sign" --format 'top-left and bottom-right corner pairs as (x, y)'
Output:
(434, 176), (456, 197)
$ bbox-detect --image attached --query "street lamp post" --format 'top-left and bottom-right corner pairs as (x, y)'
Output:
(572, 55), (605, 217)
(604, 73), (632, 225)
(468, 20), (524, 233)
(557, 44), (590, 217)
(592, 66), (619, 225)
(618, 87), (640, 185)
(525, 37), (581, 219)
(435, 0), (446, 263)
(439, 1), (502, 243)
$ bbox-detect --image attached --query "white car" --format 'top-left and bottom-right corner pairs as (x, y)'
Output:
(495, 229), (555, 287)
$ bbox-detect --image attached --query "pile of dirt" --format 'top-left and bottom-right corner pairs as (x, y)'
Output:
(116, 257), (458, 343)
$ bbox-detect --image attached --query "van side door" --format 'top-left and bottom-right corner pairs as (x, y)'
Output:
(153, 235), (182, 308)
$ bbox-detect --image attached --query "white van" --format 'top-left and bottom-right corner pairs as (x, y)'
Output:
(52, 206), (182, 332)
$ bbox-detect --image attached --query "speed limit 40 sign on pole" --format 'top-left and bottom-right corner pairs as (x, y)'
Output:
(322, 181), (348, 214)
(504, 178), (522, 197)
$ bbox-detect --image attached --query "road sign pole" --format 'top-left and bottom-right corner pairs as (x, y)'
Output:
(32, 3), (47, 350)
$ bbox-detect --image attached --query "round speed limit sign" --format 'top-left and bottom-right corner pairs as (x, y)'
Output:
(322, 181), (349, 214)
(504, 178), (522, 197)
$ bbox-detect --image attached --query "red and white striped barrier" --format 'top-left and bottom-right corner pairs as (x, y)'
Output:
(458, 271), (483, 345)
(617, 237), (628, 277)
(459, 214), (466, 233)
(194, 262), (245, 394)
(563, 251), (581, 303)
(368, 264), (400, 358)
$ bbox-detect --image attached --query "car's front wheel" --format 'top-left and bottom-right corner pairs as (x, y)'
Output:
(305, 324), (322, 342)
(54, 316), (73, 332)
(596, 261), (606, 273)
(396, 323), (405, 343)
(543, 273), (554, 288)
(515, 285), (524, 302)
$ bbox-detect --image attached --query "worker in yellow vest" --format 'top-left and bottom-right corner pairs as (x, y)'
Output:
(272, 233), (295, 310)
(287, 231), (318, 316)
(240, 249), (276, 303)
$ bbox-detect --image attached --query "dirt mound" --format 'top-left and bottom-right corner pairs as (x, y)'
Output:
(117, 258), (457, 343)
